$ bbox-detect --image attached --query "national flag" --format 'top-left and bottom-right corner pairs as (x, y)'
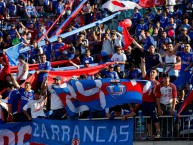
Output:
(122, 27), (133, 50)
(139, 0), (164, 8)
(53, 79), (152, 116)
(102, 0), (141, 12)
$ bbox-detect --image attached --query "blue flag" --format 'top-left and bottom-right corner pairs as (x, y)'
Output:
(53, 79), (152, 116)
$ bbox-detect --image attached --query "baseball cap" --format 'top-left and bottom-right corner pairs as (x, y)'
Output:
(182, 27), (188, 31)
(53, 76), (62, 81)
(109, 64), (114, 68)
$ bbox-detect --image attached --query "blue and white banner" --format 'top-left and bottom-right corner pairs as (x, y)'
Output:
(0, 122), (31, 145)
(31, 118), (134, 145)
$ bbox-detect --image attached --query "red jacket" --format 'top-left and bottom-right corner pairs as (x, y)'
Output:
(0, 54), (10, 81)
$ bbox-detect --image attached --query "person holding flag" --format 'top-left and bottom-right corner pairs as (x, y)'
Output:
(41, 76), (66, 120)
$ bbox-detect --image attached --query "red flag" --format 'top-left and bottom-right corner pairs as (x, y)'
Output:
(139, 0), (164, 8)
(20, 62), (115, 88)
(122, 27), (133, 50)
(177, 89), (193, 116)
(21, 73), (38, 89)
(47, 62), (115, 84)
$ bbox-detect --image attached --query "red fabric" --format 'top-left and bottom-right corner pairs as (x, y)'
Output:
(142, 77), (159, 103)
(22, 62), (114, 87)
(139, 0), (164, 8)
(10, 59), (73, 73)
(122, 27), (133, 50)
(0, 54), (10, 81)
(47, 62), (114, 84)
(21, 73), (38, 89)
(178, 89), (193, 116)
(28, 28), (38, 43)
(37, 3), (71, 42)
(54, 1), (84, 36)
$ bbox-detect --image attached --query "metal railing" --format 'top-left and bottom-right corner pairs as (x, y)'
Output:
(134, 114), (193, 141)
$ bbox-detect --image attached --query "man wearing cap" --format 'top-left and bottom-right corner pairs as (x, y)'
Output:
(42, 76), (66, 120)
(16, 54), (29, 85)
(176, 27), (191, 44)
(135, 18), (148, 36)
(105, 64), (119, 80)
(111, 46), (127, 72)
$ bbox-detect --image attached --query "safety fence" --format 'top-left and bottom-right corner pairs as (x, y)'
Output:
(134, 113), (193, 141)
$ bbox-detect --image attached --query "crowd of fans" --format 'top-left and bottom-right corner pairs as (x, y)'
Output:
(0, 0), (193, 141)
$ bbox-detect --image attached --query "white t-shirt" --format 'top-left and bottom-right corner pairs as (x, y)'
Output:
(48, 84), (64, 110)
(23, 96), (45, 118)
(111, 53), (127, 71)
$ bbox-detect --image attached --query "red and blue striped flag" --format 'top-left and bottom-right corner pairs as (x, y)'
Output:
(53, 79), (152, 116)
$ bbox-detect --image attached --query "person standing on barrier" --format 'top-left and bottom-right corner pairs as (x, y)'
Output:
(156, 73), (177, 138)
(173, 43), (193, 102)
(141, 57), (161, 140)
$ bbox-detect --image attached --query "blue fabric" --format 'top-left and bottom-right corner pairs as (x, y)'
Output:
(19, 88), (34, 112)
(38, 61), (51, 82)
(53, 79), (152, 116)
(31, 118), (134, 145)
(6, 12), (120, 66)
(7, 89), (21, 114)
